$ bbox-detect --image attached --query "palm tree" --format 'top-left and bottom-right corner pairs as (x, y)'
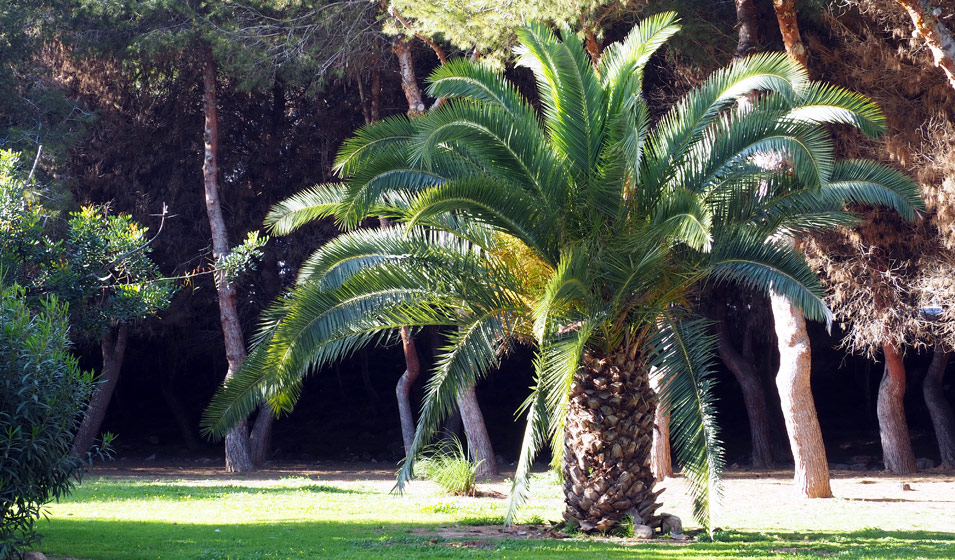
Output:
(202, 13), (920, 532)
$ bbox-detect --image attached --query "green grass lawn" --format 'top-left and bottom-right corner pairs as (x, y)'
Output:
(34, 473), (955, 559)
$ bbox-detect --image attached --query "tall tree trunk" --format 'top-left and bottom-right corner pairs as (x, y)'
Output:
(393, 38), (426, 115)
(895, 0), (955, 90)
(457, 385), (498, 477)
(773, 0), (808, 67)
(924, 349), (955, 468)
(878, 342), (917, 473)
(735, 0), (759, 58)
(250, 408), (274, 465)
(770, 290), (832, 498)
(71, 323), (129, 457)
(649, 370), (673, 481)
(717, 318), (776, 468)
(564, 348), (659, 533)
(396, 326), (422, 457)
(201, 45), (253, 473)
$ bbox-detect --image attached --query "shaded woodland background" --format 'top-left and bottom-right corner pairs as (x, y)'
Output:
(2, 0), (953, 469)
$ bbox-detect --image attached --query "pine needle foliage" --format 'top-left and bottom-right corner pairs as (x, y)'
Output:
(203, 12), (921, 531)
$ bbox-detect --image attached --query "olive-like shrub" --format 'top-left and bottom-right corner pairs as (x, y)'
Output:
(0, 286), (93, 558)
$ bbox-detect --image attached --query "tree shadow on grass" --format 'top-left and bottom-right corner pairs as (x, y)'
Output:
(37, 519), (955, 560)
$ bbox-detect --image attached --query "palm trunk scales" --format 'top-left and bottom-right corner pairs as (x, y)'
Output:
(563, 349), (661, 533)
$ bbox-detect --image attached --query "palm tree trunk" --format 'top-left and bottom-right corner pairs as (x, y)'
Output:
(770, 290), (832, 498)
(563, 349), (659, 533)
(924, 349), (955, 468)
(201, 45), (253, 473)
(717, 319), (776, 468)
(878, 342), (917, 473)
(71, 323), (129, 457)
(457, 385), (498, 477)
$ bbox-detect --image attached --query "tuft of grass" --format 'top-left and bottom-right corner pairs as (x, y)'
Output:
(414, 436), (481, 496)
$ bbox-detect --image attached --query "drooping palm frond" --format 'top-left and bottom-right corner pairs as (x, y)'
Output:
(708, 228), (832, 324)
(647, 313), (723, 530)
(822, 159), (923, 220)
(264, 183), (350, 235)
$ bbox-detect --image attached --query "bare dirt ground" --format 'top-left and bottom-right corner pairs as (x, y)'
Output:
(87, 458), (955, 534)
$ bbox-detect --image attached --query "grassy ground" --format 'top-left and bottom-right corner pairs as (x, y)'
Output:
(33, 463), (955, 559)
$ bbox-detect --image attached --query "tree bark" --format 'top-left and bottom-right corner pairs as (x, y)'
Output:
(457, 385), (498, 477)
(878, 342), (917, 473)
(896, 0), (955, 91)
(649, 368), (673, 481)
(735, 0), (759, 58)
(770, 290), (832, 498)
(717, 318), (776, 468)
(250, 407), (274, 465)
(70, 323), (129, 457)
(396, 326), (422, 457)
(201, 45), (254, 473)
(564, 348), (659, 533)
(393, 38), (427, 115)
(773, 0), (808, 67)
(924, 349), (955, 468)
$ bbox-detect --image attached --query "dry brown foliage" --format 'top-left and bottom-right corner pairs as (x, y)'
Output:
(800, 3), (955, 354)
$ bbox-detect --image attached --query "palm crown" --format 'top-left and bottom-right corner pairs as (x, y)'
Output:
(203, 12), (921, 531)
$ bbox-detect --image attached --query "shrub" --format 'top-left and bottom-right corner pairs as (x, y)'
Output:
(0, 285), (94, 558)
(414, 437), (482, 496)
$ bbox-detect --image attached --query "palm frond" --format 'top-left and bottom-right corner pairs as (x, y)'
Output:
(789, 82), (886, 138)
(516, 23), (606, 185)
(646, 313), (723, 530)
(427, 59), (539, 127)
(405, 178), (558, 265)
(823, 159), (924, 221)
(708, 229), (831, 324)
(506, 368), (550, 525)
(531, 248), (589, 341)
(334, 115), (416, 176)
(600, 12), (681, 116)
(411, 101), (566, 209)
(264, 183), (349, 235)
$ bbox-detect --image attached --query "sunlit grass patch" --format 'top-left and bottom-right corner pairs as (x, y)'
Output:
(35, 474), (955, 559)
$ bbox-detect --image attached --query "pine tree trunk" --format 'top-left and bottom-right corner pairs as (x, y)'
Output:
(201, 45), (254, 473)
(878, 342), (917, 473)
(71, 324), (129, 457)
(393, 38), (426, 115)
(924, 349), (955, 468)
(563, 348), (659, 533)
(773, 0), (808, 67)
(250, 407), (274, 465)
(735, 0), (759, 58)
(770, 290), (832, 498)
(896, 0), (955, 90)
(717, 319), (776, 468)
(396, 326), (422, 457)
(457, 385), (498, 477)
